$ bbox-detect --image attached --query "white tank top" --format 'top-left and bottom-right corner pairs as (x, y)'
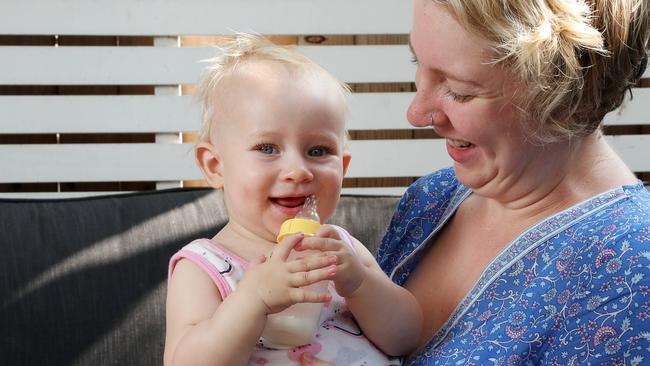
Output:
(169, 229), (401, 366)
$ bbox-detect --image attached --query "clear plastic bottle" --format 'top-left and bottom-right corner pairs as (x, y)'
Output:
(260, 195), (329, 348)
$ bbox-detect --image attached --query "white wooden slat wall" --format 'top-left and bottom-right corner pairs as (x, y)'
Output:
(0, 0), (648, 198)
(0, 96), (200, 134)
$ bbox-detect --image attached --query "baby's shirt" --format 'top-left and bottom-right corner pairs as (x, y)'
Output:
(168, 232), (401, 366)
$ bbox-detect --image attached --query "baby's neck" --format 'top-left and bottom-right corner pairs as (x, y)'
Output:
(212, 222), (276, 261)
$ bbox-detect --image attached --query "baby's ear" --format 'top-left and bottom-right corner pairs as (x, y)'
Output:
(342, 151), (351, 177)
(195, 141), (224, 189)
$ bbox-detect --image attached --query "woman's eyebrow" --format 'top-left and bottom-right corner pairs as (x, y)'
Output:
(408, 37), (483, 88)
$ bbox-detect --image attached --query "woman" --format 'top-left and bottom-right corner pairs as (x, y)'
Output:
(302, 0), (650, 364)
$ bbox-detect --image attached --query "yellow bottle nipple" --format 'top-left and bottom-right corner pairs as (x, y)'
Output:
(276, 195), (321, 242)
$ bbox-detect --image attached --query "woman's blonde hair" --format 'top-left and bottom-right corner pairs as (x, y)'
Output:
(433, 0), (649, 143)
(196, 33), (351, 142)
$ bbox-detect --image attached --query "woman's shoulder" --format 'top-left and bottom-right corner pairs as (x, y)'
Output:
(603, 182), (650, 241)
(376, 168), (466, 277)
(600, 183), (650, 252)
(387, 167), (466, 225)
(567, 183), (650, 254)
(399, 167), (464, 211)
(622, 182), (650, 217)
(409, 166), (461, 193)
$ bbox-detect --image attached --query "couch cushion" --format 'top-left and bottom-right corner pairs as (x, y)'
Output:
(0, 188), (398, 365)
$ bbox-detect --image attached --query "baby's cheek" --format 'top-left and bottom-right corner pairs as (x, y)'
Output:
(287, 342), (323, 361)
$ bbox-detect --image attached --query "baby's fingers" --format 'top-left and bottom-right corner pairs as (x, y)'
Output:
(289, 286), (332, 304)
(299, 236), (344, 253)
(249, 254), (267, 267)
(314, 225), (343, 240)
(272, 233), (304, 261)
(290, 265), (336, 288)
(287, 253), (337, 273)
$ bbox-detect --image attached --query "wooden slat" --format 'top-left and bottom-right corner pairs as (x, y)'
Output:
(0, 0), (411, 36)
(0, 93), (413, 134)
(0, 143), (198, 183)
(348, 92), (413, 130)
(0, 45), (412, 85)
(3, 88), (649, 134)
(0, 46), (209, 85)
(0, 94), (412, 133)
(1, 136), (649, 184)
(0, 95), (199, 133)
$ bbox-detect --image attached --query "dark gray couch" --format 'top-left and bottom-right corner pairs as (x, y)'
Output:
(0, 188), (400, 365)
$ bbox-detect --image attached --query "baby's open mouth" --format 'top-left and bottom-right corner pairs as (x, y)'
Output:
(271, 196), (306, 208)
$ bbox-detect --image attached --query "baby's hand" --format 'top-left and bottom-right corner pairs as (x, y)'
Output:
(298, 225), (367, 298)
(238, 233), (337, 316)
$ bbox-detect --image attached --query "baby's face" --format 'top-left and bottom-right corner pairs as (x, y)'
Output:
(210, 61), (349, 242)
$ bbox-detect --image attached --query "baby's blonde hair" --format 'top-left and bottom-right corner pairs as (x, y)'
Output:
(432, 0), (649, 143)
(196, 33), (351, 143)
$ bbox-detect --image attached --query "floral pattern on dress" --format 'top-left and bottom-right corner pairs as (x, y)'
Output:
(377, 168), (650, 365)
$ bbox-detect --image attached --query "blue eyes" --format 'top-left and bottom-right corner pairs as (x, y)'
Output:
(257, 144), (278, 155)
(254, 144), (331, 157)
(308, 147), (326, 157)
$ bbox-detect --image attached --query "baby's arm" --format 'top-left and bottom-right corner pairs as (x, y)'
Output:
(164, 234), (337, 366)
(300, 226), (422, 356)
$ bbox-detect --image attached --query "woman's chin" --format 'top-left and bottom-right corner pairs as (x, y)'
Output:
(453, 164), (494, 191)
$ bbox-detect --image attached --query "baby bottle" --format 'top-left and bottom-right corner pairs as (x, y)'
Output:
(260, 195), (329, 348)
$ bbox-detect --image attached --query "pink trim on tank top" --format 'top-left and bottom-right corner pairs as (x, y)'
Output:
(168, 238), (250, 300)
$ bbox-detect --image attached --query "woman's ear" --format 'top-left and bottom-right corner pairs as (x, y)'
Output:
(342, 152), (351, 177)
(195, 141), (224, 189)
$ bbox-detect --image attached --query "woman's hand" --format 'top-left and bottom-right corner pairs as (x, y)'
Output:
(237, 233), (337, 315)
(299, 352), (334, 365)
(298, 225), (368, 298)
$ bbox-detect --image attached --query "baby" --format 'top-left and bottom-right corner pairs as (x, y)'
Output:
(164, 34), (421, 366)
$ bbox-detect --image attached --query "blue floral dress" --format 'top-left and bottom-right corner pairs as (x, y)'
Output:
(377, 167), (650, 365)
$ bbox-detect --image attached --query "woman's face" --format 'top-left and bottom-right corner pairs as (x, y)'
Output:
(408, 0), (564, 199)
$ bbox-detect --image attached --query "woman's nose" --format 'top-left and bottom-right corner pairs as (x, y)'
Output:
(407, 84), (448, 128)
(406, 93), (431, 127)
